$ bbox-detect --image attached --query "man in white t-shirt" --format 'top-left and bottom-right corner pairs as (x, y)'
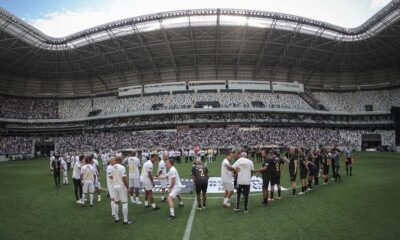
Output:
(81, 156), (96, 207)
(157, 159), (184, 220)
(109, 157), (132, 225)
(140, 154), (160, 210)
(106, 157), (116, 217)
(221, 151), (236, 208)
(189, 149), (195, 163)
(232, 152), (254, 213)
(157, 153), (168, 202)
(127, 151), (142, 205)
(72, 155), (84, 204)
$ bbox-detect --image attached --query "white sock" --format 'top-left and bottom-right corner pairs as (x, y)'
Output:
(170, 208), (175, 216)
(145, 201), (149, 206)
(90, 194), (93, 205)
(114, 203), (120, 220)
(81, 194), (86, 204)
(122, 203), (128, 222)
(180, 200), (184, 205)
(223, 198), (227, 204)
(111, 201), (115, 216)
(130, 196), (135, 202)
(135, 197), (140, 202)
(151, 203), (156, 208)
(161, 195), (164, 200)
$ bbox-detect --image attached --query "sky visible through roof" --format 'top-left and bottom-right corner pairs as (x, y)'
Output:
(0, 0), (393, 37)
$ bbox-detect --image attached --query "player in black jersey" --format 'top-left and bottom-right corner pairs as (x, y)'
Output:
(283, 147), (297, 196)
(321, 149), (330, 184)
(52, 155), (63, 188)
(306, 159), (318, 191)
(254, 150), (273, 206)
(192, 160), (209, 210)
(270, 151), (285, 200)
(298, 147), (308, 195)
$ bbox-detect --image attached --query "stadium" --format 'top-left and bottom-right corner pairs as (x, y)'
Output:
(0, 0), (399, 239)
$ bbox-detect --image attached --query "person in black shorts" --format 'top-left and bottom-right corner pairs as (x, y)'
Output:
(283, 147), (298, 196)
(311, 150), (322, 186)
(298, 147), (308, 195)
(270, 151), (285, 200)
(52, 155), (62, 188)
(321, 149), (330, 184)
(254, 150), (273, 206)
(233, 150), (240, 190)
(192, 160), (209, 210)
(306, 159), (318, 191)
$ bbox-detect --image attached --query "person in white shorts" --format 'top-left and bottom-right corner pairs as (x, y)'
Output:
(157, 159), (184, 220)
(50, 154), (55, 175)
(109, 157), (132, 225)
(80, 156), (96, 207)
(91, 156), (101, 202)
(60, 156), (68, 185)
(140, 154), (160, 210)
(128, 151), (142, 205)
(157, 153), (168, 202)
(106, 157), (116, 217)
(221, 151), (236, 208)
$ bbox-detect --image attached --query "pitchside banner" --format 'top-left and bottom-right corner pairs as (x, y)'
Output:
(144, 177), (286, 194)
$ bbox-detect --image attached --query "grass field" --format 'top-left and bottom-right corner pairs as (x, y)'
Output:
(0, 152), (399, 240)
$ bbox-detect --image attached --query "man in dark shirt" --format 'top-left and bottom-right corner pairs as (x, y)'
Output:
(298, 147), (308, 195)
(192, 160), (209, 210)
(283, 147), (298, 196)
(254, 150), (273, 206)
(321, 149), (330, 184)
(270, 151), (285, 200)
(52, 155), (62, 188)
(332, 149), (341, 183)
(312, 150), (322, 186)
(306, 159), (318, 191)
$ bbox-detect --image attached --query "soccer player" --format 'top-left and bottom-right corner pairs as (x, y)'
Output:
(221, 151), (236, 208)
(283, 147), (298, 196)
(192, 160), (209, 210)
(106, 157), (116, 217)
(254, 150), (272, 206)
(232, 152), (254, 213)
(311, 150), (321, 186)
(270, 151), (285, 200)
(157, 153), (168, 202)
(51, 155), (62, 188)
(321, 149), (330, 184)
(81, 156), (96, 207)
(306, 158), (318, 191)
(344, 145), (354, 176)
(91, 156), (101, 202)
(140, 154), (160, 210)
(128, 151), (142, 204)
(60, 156), (68, 185)
(157, 159), (184, 220)
(332, 149), (341, 183)
(298, 147), (308, 195)
(50, 154), (55, 175)
(110, 157), (132, 224)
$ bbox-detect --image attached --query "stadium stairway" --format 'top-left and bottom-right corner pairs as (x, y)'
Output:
(300, 90), (327, 110)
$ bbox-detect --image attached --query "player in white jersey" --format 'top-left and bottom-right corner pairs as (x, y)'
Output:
(109, 157), (132, 224)
(140, 154), (160, 210)
(157, 159), (184, 220)
(81, 156), (96, 207)
(221, 151), (236, 208)
(50, 154), (55, 175)
(106, 157), (117, 217)
(60, 157), (68, 185)
(157, 153), (168, 202)
(127, 151), (142, 205)
(91, 157), (102, 202)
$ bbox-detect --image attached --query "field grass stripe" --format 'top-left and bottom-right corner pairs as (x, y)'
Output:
(182, 199), (197, 240)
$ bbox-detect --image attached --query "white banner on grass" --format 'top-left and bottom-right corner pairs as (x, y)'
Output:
(207, 176), (287, 193)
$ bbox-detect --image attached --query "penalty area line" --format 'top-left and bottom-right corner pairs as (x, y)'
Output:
(182, 199), (197, 240)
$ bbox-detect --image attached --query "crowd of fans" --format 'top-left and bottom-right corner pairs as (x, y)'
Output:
(0, 96), (58, 119)
(0, 127), (395, 155)
(1, 89), (400, 119)
(312, 88), (400, 112)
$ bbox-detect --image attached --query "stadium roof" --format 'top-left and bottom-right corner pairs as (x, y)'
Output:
(1, 1), (400, 96)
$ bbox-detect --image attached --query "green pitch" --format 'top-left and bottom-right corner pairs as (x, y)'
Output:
(0, 152), (399, 240)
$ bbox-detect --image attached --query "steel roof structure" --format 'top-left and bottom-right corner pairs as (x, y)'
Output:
(0, 1), (400, 97)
